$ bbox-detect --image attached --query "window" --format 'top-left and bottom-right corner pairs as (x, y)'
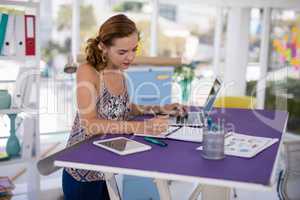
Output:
(159, 3), (177, 22)
(268, 9), (300, 135)
(249, 8), (262, 64)
(39, 0), (75, 134)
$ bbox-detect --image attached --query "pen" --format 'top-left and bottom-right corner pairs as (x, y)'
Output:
(206, 117), (212, 130)
(143, 137), (168, 147)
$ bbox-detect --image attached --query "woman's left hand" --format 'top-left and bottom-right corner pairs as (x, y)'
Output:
(160, 103), (188, 117)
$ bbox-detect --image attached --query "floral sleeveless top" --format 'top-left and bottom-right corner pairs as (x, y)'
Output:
(65, 72), (131, 182)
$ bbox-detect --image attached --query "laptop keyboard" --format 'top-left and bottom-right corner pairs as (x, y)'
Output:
(175, 112), (204, 126)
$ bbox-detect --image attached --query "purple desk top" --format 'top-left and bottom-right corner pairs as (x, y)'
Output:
(55, 108), (288, 187)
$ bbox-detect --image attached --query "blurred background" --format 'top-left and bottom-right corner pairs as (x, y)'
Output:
(1, 0), (298, 136)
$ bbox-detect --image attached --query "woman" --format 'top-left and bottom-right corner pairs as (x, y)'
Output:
(62, 14), (186, 200)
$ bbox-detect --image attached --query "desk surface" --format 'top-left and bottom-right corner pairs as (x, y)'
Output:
(55, 108), (288, 190)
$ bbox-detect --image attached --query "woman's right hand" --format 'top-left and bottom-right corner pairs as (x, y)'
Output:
(135, 115), (169, 136)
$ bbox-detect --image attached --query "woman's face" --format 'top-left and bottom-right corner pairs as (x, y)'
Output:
(105, 33), (139, 70)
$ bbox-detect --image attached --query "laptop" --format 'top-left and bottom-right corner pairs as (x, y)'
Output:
(169, 77), (222, 127)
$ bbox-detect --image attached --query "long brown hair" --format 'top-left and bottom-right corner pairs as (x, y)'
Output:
(85, 14), (139, 71)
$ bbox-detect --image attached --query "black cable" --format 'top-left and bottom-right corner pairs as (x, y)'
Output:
(277, 169), (284, 200)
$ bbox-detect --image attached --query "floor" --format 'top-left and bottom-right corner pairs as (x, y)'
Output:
(7, 176), (283, 200)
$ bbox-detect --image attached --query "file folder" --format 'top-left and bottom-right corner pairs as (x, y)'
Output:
(25, 15), (35, 56)
(0, 13), (2, 51)
(15, 14), (25, 56)
(2, 13), (15, 56)
(0, 13), (9, 54)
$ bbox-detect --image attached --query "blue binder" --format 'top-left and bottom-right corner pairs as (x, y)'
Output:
(0, 13), (9, 54)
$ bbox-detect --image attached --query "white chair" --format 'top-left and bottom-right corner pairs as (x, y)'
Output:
(279, 140), (300, 200)
(12, 67), (37, 109)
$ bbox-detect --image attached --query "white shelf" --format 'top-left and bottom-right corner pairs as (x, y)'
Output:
(0, 157), (29, 166)
(0, 0), (39, 8)
(0, 108), (23, 115)
(0, 80), (16, 83)
(0, 2), (41, 199)
(0, 56), (37, 61)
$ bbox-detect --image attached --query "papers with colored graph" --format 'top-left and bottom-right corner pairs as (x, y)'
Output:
(197, 132), (279, 158)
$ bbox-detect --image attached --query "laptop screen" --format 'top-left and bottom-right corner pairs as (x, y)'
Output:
(203, 78), (222, 113)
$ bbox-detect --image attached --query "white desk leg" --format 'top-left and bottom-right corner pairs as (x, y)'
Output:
(201, 185), (231, 200)
(27, 159), (40, 200)
(154, 179), (172, 200)
(104, 173), (121, 200)
(189, 183), (202, 200)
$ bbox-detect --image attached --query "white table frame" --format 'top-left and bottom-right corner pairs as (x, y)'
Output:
(55, 158), (280, 200)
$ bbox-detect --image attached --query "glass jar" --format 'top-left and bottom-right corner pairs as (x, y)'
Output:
(202, 127), (225, 160)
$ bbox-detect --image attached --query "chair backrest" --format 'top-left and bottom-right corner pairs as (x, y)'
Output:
(283, 140), (300, 175)
(214, 96), (256, 109)
(12, 67), (36, 109)
(279, 140), (300, 200)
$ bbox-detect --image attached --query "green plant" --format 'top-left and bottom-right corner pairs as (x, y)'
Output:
(173, 63), (196, 103)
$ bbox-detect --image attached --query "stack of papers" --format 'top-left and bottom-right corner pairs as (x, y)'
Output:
(0, 176), (15, 199)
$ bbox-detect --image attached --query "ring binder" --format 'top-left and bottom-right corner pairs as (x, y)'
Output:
(25, 15), (35, 55)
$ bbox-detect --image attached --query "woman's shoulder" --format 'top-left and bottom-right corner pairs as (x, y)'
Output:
(76, 63), (99, 81)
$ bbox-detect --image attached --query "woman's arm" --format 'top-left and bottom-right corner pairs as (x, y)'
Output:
(130, 103), (187, 116)
(129, 103), (161, 116)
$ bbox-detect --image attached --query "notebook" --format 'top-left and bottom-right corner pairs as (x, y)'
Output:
(166, 127), (204, 142)
(197, 132), (279, 158)
(134, 126), (181, 138)
(135, 126), (206, 143)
